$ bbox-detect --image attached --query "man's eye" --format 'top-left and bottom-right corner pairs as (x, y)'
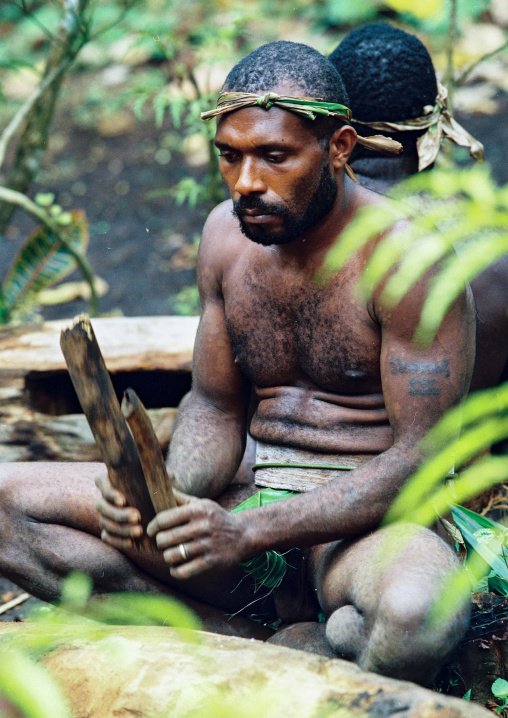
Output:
(219, 152), (238, 162)
(266, 154), (286, 163)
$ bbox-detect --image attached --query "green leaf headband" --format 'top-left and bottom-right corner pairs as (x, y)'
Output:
(201, 91), (353, 122)
(201, 91), (403, 183)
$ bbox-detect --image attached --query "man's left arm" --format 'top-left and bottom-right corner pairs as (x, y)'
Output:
(148, 278), (475, 579)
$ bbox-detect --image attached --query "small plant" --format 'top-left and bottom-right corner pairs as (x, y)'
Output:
(450, 506), (508, 596)
(116, 0), (264, 212)
(170, 284), (200, 316)
(489, 679), (508, 716)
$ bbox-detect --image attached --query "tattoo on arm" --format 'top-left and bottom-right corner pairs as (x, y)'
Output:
(389, 356), (449, 397)
(408, 378), (441, 396)
(390, 356), (450, 378)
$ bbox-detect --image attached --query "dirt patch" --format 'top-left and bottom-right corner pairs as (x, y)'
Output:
(1, 72), (208, 321)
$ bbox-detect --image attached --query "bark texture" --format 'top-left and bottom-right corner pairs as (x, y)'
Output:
(0, 624), (492, 718)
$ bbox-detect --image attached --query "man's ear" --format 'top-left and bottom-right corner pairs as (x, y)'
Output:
(329, 125), (357, 170)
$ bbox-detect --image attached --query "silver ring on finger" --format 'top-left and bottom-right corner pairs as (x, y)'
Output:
(178, 542), (190, 561)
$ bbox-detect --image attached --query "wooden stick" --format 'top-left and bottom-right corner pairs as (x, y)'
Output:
(121, 388), (176, 513)
(0, 592), (30, 616)
(60, 314), (156, 546)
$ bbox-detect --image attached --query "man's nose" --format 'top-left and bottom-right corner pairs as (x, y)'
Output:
(234, 157), (267, 196)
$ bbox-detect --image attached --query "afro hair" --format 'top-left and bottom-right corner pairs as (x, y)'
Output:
(329, 23), (437, 123)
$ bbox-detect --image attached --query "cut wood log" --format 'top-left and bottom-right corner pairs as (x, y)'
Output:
(60, 315), (157, 545)
(122, 388), (176, 512)
(0, 624), (491, 717)
(0, 316), (199, 375)
(0, 316), (196, 416)
(0, 405), (177, 463)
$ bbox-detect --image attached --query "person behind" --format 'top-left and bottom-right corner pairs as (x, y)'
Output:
(329, 22), (508, 393)
(0, 41), (475, 685)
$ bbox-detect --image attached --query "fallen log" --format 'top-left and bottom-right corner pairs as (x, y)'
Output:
(0, 405), (177, 463)
(0, 624), (492, 718)
(0, 316), (199, 375)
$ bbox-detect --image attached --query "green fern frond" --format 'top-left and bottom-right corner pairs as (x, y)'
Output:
(1, 210), (88, 321)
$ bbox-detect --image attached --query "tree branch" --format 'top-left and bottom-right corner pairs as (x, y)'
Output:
(0, 0), (91, 235)
(444, 0), (458, 109)
(456, 39), (508, 87)
(0, 61), (70, 171)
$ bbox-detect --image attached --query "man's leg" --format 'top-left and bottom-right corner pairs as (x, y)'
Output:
(0, 462), (272, 638)
(309, 523), (470, 685)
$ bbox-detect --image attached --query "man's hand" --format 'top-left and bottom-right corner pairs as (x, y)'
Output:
(95, 474), (143, 550)
(147, 491), (251, 580)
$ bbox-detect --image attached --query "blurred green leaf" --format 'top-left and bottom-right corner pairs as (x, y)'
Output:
(170, 284), (200, 316)
(169, 95), (188, 130)
(34, 192), (55, 207)
(153, 90), (170, 128)
(415, 232), (508, 345)
(60, 571), (93, 608)
(324, 168), (508, 347)
(489, 575), (508, 597)
(385, 409), (508, 526)
(172, 177), (205, 208)
(0, 646), (71, 718)
(387, 455), (508, 528)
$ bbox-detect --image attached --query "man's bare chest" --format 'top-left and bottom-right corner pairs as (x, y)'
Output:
(223, 268), (381, 393)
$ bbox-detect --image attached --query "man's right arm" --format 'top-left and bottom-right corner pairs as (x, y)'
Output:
(168, 204), (251, 499)
(96, 204), (250, 546)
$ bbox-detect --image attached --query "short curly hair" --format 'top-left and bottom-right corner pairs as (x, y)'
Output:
(329, 23), (437, 123)
(222, 41), (349, 145)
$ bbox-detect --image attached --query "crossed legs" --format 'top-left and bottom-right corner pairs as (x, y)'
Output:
(0, 462), (469, 682)
(310, 523), (470, 684)
(0, 462), (271, 638)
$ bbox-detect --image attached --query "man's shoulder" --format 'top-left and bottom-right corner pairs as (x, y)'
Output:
(202, 200), (238, 242)
(354, 183), (391, 209)
(198, 200), (245, 288)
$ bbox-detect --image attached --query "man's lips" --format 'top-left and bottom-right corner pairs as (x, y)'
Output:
(238, 208), (276, 224)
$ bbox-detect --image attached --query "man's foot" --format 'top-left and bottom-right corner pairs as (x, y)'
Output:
(267, 621), (336, 658)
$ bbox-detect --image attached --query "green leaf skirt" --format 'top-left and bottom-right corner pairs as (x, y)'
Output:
(231, 488), (297, 590)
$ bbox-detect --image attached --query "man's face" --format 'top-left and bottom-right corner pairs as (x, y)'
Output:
(214, 102), (338, 246)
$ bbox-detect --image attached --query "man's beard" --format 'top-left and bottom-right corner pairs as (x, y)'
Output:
(232, 162), (338, 247)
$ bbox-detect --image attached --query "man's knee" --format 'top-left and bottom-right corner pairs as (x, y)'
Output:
(0, 468), (29, 574)
(378, 578), (469, 644)
(0, 467), (21, 526)
(317, 525), (470, 682)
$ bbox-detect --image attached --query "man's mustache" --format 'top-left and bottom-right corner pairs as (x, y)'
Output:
(233, 196), (286, 216)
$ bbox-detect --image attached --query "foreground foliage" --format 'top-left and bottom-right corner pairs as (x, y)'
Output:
(324, 167), (508, 624)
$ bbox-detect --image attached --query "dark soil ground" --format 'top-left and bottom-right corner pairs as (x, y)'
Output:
(0, 74), (209, 321)
(1, 71), (507, 622)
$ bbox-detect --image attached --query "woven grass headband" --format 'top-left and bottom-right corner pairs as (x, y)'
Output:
(352, 82), (484, 172)
(201, 91), (404, 183)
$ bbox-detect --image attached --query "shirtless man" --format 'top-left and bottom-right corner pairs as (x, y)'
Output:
(0, 41), (475, 684)
(330, 22), (508, 393)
